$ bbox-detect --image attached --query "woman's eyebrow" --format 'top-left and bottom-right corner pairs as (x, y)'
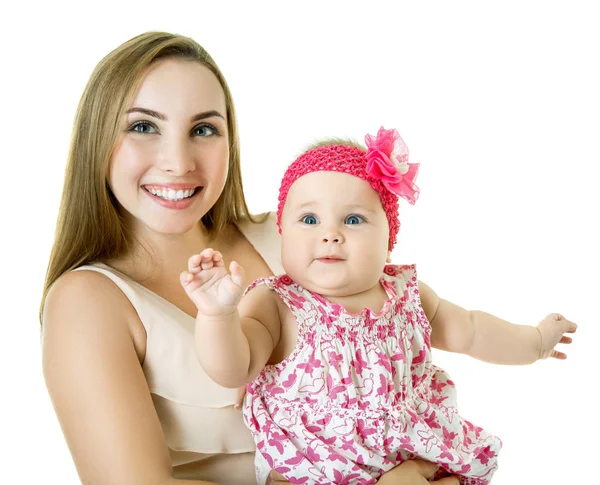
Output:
(191, 110), (225, 122)
(126, 107), (165, 120)
(126, 107), (225, 122)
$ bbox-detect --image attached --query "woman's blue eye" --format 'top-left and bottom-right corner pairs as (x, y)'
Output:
(301, 215), (318, 225)
(345, 215), (365, 225)
(130, 121), (156, 134)
(193, 124), (218, 137)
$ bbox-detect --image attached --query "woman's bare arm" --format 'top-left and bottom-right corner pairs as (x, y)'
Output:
(42, 270), (219, 485)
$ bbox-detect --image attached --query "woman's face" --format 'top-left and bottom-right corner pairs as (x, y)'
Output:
(109, 58), (229, 236)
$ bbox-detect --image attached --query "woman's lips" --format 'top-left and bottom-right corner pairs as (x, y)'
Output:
(143, 183), (200, 191)
(142, 185), (203, 210)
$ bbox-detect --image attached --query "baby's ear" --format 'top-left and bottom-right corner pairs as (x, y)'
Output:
(386, 251), (392, 263)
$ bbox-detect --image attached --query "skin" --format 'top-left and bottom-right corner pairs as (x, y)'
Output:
(182, 170), (577, 483)
(42, 58), (273, 485)
(280, 171), (391, 314)
(109, 58), (230, 238)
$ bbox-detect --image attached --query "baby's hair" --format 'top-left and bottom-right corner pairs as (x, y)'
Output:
(284, 138), (366, 175)
(305, 137), (365, 153)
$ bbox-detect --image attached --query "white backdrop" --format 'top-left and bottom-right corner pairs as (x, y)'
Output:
(2, 1), (598, 483)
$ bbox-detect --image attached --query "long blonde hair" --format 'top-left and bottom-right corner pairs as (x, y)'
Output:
(41, 31), (257, 321)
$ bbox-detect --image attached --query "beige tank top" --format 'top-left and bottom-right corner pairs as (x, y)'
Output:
(75, 213), (283, 484)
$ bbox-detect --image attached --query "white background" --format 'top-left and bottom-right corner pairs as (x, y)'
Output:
(1, 1), (598, 483)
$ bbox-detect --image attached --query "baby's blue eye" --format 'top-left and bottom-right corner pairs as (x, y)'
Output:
(301, 215), (318, 225)
(345, 215), (365, 225)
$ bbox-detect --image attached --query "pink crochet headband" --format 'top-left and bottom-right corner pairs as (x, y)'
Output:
(276, 127), (420, 251)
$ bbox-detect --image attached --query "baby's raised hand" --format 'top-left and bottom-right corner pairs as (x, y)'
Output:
(180, 248), (245, 317)
(536, 313), (578, 359)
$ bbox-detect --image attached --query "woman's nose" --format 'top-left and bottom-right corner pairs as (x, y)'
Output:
(158, 138), (196, 175)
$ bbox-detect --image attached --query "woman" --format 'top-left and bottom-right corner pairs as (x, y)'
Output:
(41, 31), (458, 485)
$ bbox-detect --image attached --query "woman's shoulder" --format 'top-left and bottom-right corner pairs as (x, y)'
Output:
(234, 211), (276, 232)
(46, 265), (127, 307)
(43, 266), (142, 347)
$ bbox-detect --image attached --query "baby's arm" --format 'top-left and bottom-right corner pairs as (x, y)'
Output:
(419, 281), (577, 364)
(181, 249), (281, 388)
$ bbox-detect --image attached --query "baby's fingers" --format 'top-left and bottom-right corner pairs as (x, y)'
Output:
(188, 249), (213, 272)
(199, 249), (224, 270)
(180, 270), (194, 286)
(229, 261), (245, 288)
(187, 254), (204, 273)
(551, 349), (568, 360)
(564, 320), (578, 333)
(561, 319), (577, 333)
(187, 249), (225, 273)
(554, 313), (578, 333)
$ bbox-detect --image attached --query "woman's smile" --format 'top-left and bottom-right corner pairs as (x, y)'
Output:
(142, 186), (204, 210)
(142, 184), (203, 209)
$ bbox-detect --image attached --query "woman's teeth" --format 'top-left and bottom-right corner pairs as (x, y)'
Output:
(147, 187), (197, 201)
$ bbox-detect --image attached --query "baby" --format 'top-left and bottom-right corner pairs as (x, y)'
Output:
(181, 127), (577, 484)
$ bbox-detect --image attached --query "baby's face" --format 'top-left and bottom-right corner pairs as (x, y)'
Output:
(280, 171), (389, 298)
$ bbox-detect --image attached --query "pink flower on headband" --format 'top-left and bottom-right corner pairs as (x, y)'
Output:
(365, 127), (420, 204)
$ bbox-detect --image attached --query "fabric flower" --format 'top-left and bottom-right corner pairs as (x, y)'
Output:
(279, 275), (293, 285)
(384, 265), (399, 276)
(365, 127), (420, 204)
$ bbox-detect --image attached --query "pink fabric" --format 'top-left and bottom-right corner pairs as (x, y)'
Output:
(365, 127), (420, 204)
(276, 128), (419, 251)
(243, 265), (501, 485)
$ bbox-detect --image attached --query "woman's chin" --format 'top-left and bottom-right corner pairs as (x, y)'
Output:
(140, 218), (203, 237)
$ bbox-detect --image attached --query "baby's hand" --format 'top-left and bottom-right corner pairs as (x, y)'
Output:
(180, 248), (245, 317)
(536, 313), (577, 360)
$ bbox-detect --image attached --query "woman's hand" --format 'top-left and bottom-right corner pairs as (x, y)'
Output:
(266, 470), (289, 484)
(377, 459), (459, 484)
(267, 460), (459, 484)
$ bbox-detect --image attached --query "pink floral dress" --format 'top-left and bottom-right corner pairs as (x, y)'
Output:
(243, 265), (501, 485)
